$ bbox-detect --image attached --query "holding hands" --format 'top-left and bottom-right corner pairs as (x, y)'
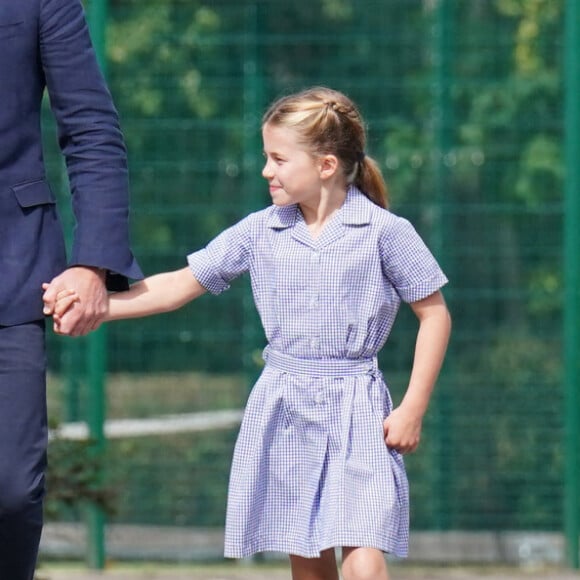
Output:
(43, 287), (80, 327)
(42, 266), (107, 336)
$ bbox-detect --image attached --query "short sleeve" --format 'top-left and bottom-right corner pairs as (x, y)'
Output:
(187, 215), (253, 295)
(380, 216), (448, 303)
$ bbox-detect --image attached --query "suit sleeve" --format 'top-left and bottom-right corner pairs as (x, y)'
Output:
(39, 0), (143, 289)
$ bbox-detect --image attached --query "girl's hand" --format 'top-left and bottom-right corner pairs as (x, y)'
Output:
(42, 283), (81, 333)
(382, 405), (423, 454)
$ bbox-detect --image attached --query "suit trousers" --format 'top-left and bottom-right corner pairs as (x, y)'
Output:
(0, 321), (47, 580)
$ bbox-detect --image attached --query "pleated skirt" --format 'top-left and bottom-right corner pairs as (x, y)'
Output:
(224, 348), (409, 559)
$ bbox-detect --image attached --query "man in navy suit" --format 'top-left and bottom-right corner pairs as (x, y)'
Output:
(0, 0), (143, 577)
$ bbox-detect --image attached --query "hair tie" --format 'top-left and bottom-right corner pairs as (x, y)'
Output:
(357, 151), (366, 163)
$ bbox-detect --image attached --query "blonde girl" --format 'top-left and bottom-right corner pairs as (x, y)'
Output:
(47, 87), (451, 580)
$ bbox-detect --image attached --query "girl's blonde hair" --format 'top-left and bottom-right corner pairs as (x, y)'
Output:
(262, 86), (388, 209)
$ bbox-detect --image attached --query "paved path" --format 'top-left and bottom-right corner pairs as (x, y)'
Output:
(38, 564), (580, 580)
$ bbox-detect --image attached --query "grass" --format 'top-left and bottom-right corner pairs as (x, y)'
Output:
(37, 560), (580, 579)
(47, 371), (249, 420)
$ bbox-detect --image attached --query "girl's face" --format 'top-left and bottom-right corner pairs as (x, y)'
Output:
(261, 123), (323, 207)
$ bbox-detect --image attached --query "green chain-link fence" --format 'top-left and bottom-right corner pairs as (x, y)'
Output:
(41, 0), (579, 566)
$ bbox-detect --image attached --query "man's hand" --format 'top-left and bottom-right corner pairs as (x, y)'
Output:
(43, 267), (107, 336)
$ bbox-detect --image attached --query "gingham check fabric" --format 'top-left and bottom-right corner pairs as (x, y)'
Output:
(187, 186), (448, 558)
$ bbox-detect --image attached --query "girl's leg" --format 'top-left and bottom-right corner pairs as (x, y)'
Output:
(289, 548), (339, 580)
(341, 547), (389, 580)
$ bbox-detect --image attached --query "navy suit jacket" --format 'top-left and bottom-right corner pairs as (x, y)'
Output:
(0, 0), (143, 326)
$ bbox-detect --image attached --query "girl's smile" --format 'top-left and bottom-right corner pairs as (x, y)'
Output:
(261, 123), (323, 208)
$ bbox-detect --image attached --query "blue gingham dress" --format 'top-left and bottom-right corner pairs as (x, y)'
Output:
(187, 186), (448, 559)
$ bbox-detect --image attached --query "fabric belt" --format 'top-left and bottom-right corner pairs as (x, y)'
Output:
(262, 346), (378, 377)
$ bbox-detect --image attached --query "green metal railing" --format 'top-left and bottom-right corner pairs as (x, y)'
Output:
(86, 0), (108, 569)
(564, 0), (580, 569)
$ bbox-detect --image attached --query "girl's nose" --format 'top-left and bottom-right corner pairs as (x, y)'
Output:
(262, 162), (272, 179)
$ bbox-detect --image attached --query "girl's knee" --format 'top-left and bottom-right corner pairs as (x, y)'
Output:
(341, 547), (389, 580)
(290, 549), (339, 580)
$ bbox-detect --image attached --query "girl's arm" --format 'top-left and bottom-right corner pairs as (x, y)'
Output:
(105, 266), (207, 321)
(45, 266), (207, 327)
(383, 290), (451, 453)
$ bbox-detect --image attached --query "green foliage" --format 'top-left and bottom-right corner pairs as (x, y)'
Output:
(45, 426), (118, 520)
(453, 328), (562, 529)
(107, 429), (237, 527)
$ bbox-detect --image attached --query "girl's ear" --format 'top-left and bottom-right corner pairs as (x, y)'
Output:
(318, 154), (339, 180)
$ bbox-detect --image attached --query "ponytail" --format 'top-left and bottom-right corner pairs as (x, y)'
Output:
(355, 155), (389, 209)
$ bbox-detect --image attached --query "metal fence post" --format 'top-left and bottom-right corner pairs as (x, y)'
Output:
(86, 327), (107, 569)
(564, 0), (580, 569)
(85, 0), (108, 569)
(431, 0), (454, 531)
(242, 2), (265, 385)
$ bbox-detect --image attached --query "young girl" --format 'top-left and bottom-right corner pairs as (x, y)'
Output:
(48, 87), (451, 580)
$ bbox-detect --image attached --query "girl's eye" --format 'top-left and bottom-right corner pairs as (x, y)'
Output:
(264, 153), (285, 164)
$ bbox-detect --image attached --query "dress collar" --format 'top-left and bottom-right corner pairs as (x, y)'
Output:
(266, 185), (373, 230)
